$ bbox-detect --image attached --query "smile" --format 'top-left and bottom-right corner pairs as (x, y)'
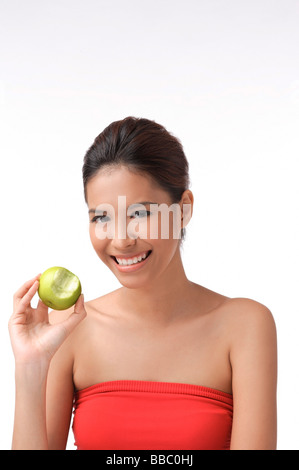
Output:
(111, 250), (152, 271)
(115, 251), (151, 265)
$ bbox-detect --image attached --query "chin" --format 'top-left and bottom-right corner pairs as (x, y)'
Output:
(113, 272), (151, 290)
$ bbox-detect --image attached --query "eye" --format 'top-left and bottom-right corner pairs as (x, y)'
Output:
(91, 214), (110, 223)
(130, 210), (151, 219)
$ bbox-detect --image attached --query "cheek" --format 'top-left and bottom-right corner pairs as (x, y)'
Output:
(148, 207), (182, 241)
(151, 238), (179, 271)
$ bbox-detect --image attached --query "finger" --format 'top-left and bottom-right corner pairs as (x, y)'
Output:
(36, 298), (49, 321)
(61, 295), (87, 337)
(73, 294), (85, 314)
(13, 274), (41, 303)
(14, 280), (40, 314)
(37, 298), (49, 312)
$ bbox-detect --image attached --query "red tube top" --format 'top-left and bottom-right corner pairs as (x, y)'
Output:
(72, 380), (233, 450)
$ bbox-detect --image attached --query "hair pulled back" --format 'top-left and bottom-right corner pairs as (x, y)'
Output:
(82, 117), (190, 239)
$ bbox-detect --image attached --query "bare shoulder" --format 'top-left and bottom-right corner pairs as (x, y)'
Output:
(192, 283), (274, 326)
(195, 285), (277, 346)
(220, 297), (277, 355)
(222, 297), (276, 328)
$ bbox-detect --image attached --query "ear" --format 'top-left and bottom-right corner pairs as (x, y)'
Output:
(179, 190), (194, 229)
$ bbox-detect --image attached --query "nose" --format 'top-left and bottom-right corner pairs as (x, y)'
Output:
(110, 222), (137, 250)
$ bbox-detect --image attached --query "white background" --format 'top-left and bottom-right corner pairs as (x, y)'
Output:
(1, 0), (298, 450)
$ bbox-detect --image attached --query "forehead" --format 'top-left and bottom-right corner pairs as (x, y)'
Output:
(86, 165), (171, 206)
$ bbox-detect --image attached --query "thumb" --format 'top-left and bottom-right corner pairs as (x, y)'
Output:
(73, 294), (86, 315)
(61, 294), (87, 336)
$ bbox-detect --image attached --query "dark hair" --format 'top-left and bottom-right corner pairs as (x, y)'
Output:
(82, 116), (190, 239)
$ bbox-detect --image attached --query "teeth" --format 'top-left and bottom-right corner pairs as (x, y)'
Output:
(116, 252), (149, 266)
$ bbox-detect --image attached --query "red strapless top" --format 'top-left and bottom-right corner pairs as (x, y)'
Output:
(72, 380), (233, 450)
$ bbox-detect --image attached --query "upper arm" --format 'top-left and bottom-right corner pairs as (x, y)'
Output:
(229, 299), (277, 450)
(46, 309), (76, 450)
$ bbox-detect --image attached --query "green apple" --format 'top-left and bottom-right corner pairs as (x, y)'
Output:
(38, 266), (81, 310)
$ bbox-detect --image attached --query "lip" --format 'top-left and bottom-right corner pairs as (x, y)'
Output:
(111, 250), (152, 273)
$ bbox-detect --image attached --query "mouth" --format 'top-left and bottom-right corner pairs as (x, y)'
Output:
(110, 250), (152, 272)
(111, 250), (152, 266)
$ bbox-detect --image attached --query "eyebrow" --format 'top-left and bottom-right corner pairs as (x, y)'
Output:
(128, 201), (158, 208)
(88, 201), (158, 214)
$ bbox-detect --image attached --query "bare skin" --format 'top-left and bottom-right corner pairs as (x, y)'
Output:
(9, 165), (277, 450)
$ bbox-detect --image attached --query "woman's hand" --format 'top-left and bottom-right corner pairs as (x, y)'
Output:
(9, 275), (86, 365)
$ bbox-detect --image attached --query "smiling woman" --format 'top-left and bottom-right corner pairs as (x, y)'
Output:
(9, 117), (277, 450)
(85, 163), (192, 291)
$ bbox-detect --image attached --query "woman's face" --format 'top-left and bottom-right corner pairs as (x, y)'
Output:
(86, 165), (192, 289)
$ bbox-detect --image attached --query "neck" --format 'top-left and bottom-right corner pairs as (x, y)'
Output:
(118, 248), (193, 324)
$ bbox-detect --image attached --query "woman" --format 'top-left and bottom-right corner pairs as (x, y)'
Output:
(9, 117), (277, 450)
